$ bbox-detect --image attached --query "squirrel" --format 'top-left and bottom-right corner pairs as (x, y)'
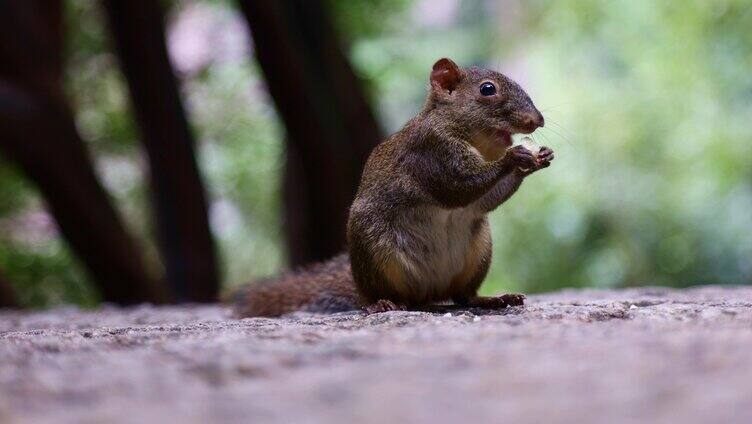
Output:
(232, 58), (553, 317)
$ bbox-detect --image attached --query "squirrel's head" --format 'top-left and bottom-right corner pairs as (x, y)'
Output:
(428, 58), (544, 146)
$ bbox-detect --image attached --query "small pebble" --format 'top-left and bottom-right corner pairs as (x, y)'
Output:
(473, 316), (481, 322)
(443, 313), (452, 318)
(629, 305), (638, 310)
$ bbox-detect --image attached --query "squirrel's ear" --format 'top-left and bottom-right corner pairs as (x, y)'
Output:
(430, 58), (463, 93)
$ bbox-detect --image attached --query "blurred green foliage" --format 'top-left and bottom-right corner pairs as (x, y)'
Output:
(0, 0), (749, 306)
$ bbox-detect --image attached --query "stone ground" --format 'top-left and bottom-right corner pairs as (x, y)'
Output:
(1, 286), (751, 424)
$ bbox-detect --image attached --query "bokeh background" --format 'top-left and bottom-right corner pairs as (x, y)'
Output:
(1, 0), (750, 307)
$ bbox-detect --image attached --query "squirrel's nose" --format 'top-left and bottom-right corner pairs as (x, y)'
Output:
(519, 110), (544, 132)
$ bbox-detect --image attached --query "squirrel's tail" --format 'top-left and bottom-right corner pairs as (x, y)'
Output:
(228, 253), (360, 317)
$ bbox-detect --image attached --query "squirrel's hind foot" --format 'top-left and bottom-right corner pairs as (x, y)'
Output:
(362, 299), (408, 314)
(460, 294), (526, 309)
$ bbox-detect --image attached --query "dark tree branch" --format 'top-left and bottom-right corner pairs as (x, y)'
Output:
(0, 0), (171, 304)
(0, 271), (18, 308)
(238, 0), (383, 266)
(102, 0), (219, 302)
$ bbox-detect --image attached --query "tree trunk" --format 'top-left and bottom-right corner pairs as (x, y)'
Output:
(238, 0), (383, 266)
(0, 271), (18, 308)
(102, 0), (219, 302)
(0, 0), (170, 304)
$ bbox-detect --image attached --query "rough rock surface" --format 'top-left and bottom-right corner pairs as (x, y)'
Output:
(1, 286), (751, 424)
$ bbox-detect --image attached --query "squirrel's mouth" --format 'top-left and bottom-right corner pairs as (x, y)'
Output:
(494, 129), (513, 147)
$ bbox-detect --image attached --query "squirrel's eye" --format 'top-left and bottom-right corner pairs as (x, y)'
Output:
(479, 82), (496, 96)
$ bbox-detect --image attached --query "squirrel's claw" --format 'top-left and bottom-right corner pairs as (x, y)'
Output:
(362, 299), (407, 314)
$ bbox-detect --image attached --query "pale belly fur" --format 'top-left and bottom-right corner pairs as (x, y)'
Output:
(386, 204), (487, 302)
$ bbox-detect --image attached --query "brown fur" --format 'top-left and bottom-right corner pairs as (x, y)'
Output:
(231, 254), (358, 317)
(449, 218), (492, 297)
(469, 129), (508, 161)
(232, 58), (553, 317)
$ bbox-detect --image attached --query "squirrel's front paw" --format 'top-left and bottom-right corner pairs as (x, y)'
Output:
(535, 146), (554, 168)
(523, 146), (554, 175)
(504, 145), (536, 170)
